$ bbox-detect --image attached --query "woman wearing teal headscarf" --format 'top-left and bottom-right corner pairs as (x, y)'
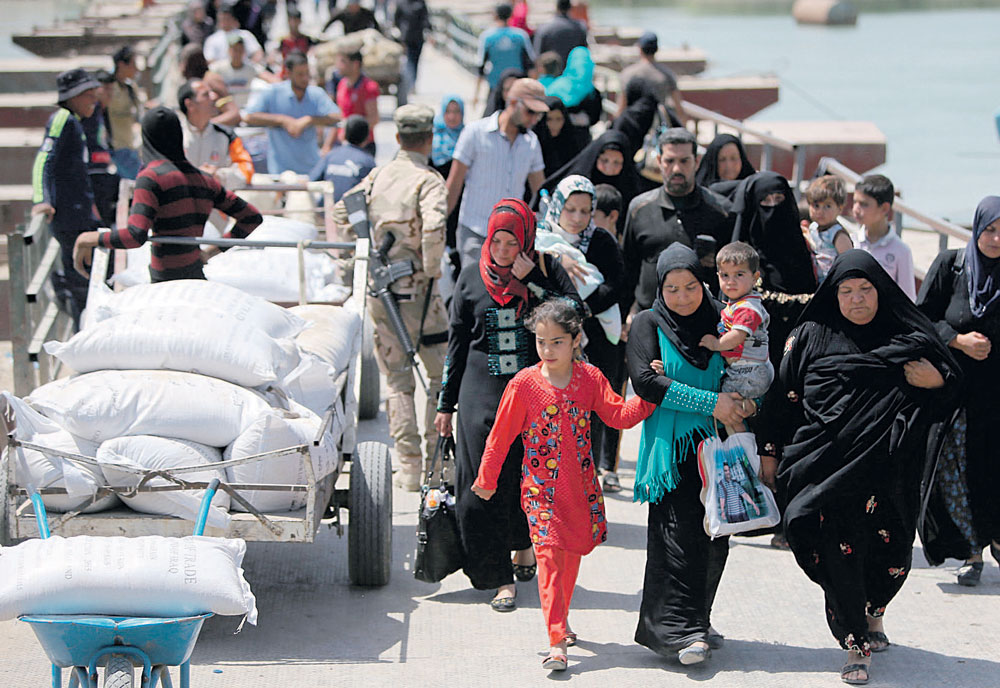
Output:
(626, 244), (753, 666)
(432, 93), (465, 171)
(545, 46), (601, 145)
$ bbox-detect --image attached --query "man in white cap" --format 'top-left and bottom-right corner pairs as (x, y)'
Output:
(445, 78), (548, 267)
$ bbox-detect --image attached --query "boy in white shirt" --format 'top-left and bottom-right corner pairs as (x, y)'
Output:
(853, 174), (916, 301)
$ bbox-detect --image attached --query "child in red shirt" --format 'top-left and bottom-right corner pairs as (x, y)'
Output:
(473, 299), (654, 672)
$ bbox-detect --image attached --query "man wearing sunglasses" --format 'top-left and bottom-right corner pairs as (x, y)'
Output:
(445, 78), (549, 269)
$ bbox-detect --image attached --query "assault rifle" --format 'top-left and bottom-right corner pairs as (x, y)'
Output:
(342, 189), (427, 392)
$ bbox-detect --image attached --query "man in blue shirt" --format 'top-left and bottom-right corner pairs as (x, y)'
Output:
(309, 115), (376, 202)
(31, 68), (102, 328)
(244, 52), (340, 175)
(473, 4), (534, 111)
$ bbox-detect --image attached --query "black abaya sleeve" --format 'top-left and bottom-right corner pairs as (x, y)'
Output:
(916, 249), (961, 346)
(626, 310), (669, 404)
(438, 266), (476, 413)
(584, 228), (625, 316)
(524, 253), (585, 316)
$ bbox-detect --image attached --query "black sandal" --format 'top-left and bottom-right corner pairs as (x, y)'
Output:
(841, 663), (870, 685)
(490, 593), (516, 612)
(868, 631), (890, 652)
(513, 562), (536, 582)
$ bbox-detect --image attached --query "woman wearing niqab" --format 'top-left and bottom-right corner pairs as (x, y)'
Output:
(779, 250), (960, 684)
(917, 196), (1000, 584)
(533, 96), (584, 178)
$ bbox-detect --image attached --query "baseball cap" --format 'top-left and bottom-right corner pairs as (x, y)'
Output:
(394, 104), (434, 134)
(638, 31), (658, 52)
(506, 78), (550, 113)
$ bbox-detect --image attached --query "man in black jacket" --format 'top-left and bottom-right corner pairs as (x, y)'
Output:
(622, 128), (734, 329)
(532, 0), (587, 66)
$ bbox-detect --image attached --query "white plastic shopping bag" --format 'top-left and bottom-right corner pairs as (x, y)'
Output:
(697, 432), (780, 538)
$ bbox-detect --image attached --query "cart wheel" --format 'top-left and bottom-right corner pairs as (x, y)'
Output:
(348, 441), (392, 586)
(104, 655), (134, 688)
(358, 318), (381, 420)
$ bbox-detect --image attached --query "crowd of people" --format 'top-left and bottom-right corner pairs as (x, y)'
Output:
(25, 1), (999, 685)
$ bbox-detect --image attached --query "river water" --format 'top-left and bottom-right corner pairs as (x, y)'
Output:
(590, 3), (1000, 225)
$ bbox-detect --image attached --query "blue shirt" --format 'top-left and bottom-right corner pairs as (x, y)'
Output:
(452, 111), (545, 236)
(309, 143), (376, 202)
(246, 81), (340, 175)
(31, 107), (98, 229)
(476, 25), (534, 88)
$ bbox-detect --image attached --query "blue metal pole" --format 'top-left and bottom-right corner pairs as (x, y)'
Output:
(51, 664), (61, 688)
(31, 493), (50, 539)
(193, 479), (220, 536)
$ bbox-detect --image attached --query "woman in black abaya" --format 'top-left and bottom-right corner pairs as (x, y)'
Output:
(917, 196), (1000, 584)
(533, 96), (584, 179)
(731, 171), (818, 531)
(779, 250), (960, 685)
(538, 130), (641, 236)
(482, 68), (524, 117)
(695, 133), (756, 199)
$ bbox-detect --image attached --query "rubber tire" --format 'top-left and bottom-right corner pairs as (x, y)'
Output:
(104, 655), (133, 688)
(348, 441), (392, 586)
(358, 317), (381, 420)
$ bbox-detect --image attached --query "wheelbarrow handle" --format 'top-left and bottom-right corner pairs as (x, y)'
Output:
(193, 478), (221, 537)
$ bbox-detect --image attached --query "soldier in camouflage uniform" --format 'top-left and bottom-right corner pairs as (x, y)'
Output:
(333, 104), (449, 491)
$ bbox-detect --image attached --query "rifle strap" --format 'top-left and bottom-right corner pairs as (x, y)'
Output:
(415, 277), (434, 355)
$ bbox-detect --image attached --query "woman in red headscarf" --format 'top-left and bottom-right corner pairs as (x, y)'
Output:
(435, 198), (582, 611)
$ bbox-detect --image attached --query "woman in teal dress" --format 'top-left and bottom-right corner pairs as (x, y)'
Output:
(626, 244), (753, 665)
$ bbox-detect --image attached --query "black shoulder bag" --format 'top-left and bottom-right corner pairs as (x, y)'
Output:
(413, 436), (464, 583)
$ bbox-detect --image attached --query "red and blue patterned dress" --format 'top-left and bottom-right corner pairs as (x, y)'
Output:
(475, 362), (654, 555)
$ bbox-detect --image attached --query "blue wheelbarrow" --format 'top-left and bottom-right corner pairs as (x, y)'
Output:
(19, 480), (222, 688)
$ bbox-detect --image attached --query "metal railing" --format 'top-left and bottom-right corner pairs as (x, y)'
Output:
(7, 214), (74, 397)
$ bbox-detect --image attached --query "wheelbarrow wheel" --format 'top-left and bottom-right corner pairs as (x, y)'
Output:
(358, 318), (381, 420)
(348, 441), (392, 586)
(104, 655), (134, 688)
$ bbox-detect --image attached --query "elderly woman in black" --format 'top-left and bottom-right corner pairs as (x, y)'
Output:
(779, 251), (961, 685)
(917, 196), (1000, 585)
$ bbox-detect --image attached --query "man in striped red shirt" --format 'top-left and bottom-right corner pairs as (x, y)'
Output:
(73, 106), (262, 283)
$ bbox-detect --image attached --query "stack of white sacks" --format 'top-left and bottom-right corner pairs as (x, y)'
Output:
(5, 279), (361, 529)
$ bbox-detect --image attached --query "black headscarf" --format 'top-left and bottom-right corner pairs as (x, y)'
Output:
(140, 106), (190, 167)
(533, 96), (583, 178)
(539, 130), (641, 219)
(650, 244), (721, 370)
(732, 171), (817, 295)
(967, 195), (1000, 318)
(610, 78), (658, 156)
(779, 250), (961, 575)
(695, 133), (755, 188)
(483, 68), (524, 117)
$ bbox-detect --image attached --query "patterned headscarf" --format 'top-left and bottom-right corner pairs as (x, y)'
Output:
(431, 94), (464, 167)
(541, 174), (596, 248)
(479, 198), (538, 314)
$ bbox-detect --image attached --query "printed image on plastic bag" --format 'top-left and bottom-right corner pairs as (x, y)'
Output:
(715, 448), (770, 524)
(699, 433), (780, 538)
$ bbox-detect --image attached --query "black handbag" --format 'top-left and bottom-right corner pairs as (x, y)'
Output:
(413, 436), (464, 583)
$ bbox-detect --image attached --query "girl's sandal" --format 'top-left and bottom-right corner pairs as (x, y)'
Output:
(542, 654), (568, 671)
(564, 632), (577, 647)
(868, 631), (890, 652)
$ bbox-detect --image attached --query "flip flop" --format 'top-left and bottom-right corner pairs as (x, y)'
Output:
(868, 631), (890, 652)
(564, 632), (577, 647)
(512, 563), (536, 582)
(542, 654), (567, 671)
(841, 662), (870, 685)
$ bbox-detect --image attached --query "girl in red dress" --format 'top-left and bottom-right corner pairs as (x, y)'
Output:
(472, 299), (654, 671)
